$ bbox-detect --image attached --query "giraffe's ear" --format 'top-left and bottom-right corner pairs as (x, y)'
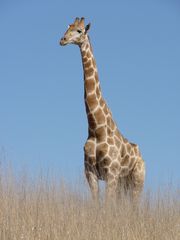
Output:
(85, 23), (91, 34)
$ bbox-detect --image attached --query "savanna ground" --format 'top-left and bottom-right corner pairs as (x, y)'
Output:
(0, 164), (179, 240)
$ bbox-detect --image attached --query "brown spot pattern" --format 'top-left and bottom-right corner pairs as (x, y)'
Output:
(115, 129), (121, 139)
(84, 141), (95, 156)
(110, 162), (119, 175)
(85, 79), (95, 92)
(100, 98), (105, 107)
(83, 57), (88, 62)
(96, 143), (108, 160)
(87, 113), (96, 129)
(121, 155), (130, 166)
(103, 105), (109, 115)
(95, 72), (99, 83)
(92, 58), (96, 68)
(96, 86), (101, 99)
(86, 94), (98, 110)
(107, 116), (115, 130)
(121, 144), (126, 158)
(115, 137), (121, 148)
(84, 60), (92, 69)
(120, 167), (129, 176)
(85, 67), (94, 77)
(107, 127), (113, 137)
(94, 108), (105, 124)
(88, 157), (96, 165)
(86, 51), (91, 58)
(109, 147), (118, 160)
(95, 127), (106, 143)
(99, 157), (111, 167)
(126, 143), (132, 154)
(107, 137), (114, 145)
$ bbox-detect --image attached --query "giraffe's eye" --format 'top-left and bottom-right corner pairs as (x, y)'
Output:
(77, 29), (82, 34)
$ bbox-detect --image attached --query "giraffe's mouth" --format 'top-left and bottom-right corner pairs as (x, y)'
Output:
(60, 38), (68, 46)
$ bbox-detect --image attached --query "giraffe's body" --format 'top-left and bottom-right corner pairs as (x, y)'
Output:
(60, 18), (145, 201)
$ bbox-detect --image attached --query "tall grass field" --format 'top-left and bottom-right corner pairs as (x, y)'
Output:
(0, 165), (179, 240)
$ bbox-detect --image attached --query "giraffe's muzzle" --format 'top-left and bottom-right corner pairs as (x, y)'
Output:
(60, 37), (67, 46)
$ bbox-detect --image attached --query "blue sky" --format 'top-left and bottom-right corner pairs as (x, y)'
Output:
(0, 0), (180, 189)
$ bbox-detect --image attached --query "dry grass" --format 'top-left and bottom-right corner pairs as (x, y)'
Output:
(0, 167), (179, 240)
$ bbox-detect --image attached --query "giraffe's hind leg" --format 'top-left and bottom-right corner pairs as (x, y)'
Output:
(117, 175), (132, 198)
(131, 157), (145, 201)
(105, 174), (119, 203)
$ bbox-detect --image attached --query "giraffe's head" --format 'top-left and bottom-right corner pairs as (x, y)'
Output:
(60, 17), (90, 46)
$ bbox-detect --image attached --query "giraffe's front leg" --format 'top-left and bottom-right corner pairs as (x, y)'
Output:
(84, 138), (99, 201)
(85, 166), (99, 201)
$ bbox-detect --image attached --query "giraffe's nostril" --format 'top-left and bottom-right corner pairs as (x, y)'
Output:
(60, 37), (67, 46)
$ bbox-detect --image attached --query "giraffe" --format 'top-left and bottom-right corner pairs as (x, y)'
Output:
(60, 17), (145, 202)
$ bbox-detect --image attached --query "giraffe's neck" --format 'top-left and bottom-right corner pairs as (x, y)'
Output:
(79, 36), (109, 135)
